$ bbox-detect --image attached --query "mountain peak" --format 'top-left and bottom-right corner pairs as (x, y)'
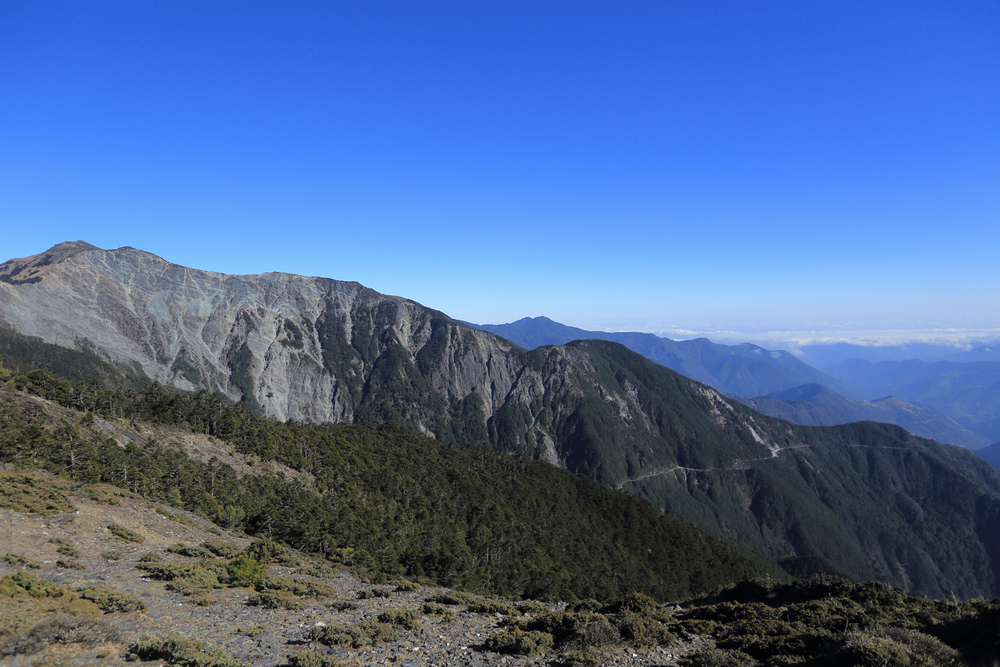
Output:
(0, 240), (102, 285)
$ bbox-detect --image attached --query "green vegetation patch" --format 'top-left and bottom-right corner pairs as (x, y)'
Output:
(242, 537), (298, 565)
(394, 579), (420, 592)
(107, 523), (144, 543)
(77, 585), (146, 613)
(288, 650), (342, 667)
(376, 609), (422, 630)
(0, 615), (121, 658)
(256, 575), (332, 599)
(0, 471), (74, 515)
(167, 543), (216, 559)
(0, 571), (72, 599)
(246, 589), (301, 610)
(426, 591), (485, 606)
(55, 558), (85, 570)
(675, 576), (1000, 666)
(493, 593), (675, 655)
(483, 628), (554, 657)
(136, 561), (222, 596)
(306, 620), (398, 649)
(226, 554), (267, 587)
(126, 635), (247, 666)
(421, 603), (454, 618)
(83, 482), (138, 506)
(467, 599), (522, 616)
(2, 553), (42, 569)
(357, 587), (394, 600)
(201, 539), (240, 559)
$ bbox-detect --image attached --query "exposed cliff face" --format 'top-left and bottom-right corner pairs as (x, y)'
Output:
(0, 242), (533, 430)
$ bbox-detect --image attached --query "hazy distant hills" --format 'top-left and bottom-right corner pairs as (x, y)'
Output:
(824, 358), (1000, 443)
(5, 242), (1000, 598)
(468, 316), (857, 399)
(469, 316), (993, 449)
(740, 383), (990, 450)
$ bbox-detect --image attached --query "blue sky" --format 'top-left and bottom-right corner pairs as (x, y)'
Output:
(2, 1), (998, 343)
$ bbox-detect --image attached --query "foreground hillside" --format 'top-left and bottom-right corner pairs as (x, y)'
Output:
(0, 402), (1000, 667)
(4, 242), (1000, 600)
(0, 370), (783, 603)
(2, 470), (998, 666)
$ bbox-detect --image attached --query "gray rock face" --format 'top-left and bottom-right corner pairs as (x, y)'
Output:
(0, 242), (539, 431)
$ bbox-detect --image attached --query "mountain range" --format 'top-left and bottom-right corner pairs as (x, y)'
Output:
(3, 242), (1000, 599)
(468, 316), (858, 399)
(740, 383), (990, 450)
(824, 358), (1000, 443)
(469, 316), (990, 450)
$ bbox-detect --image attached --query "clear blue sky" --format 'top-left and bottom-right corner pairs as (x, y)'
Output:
(2, 1), (998, 341)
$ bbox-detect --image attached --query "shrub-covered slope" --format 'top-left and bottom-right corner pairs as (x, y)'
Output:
(0, 370), (784, 602)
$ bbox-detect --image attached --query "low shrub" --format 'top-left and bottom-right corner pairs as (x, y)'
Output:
(55, 558), (85, 570)
(0, 471), (74, 515)
(167, 543), (215, 559)
(484, 628), (554, 657)
(227, 554), (267, 588)
(78, 585), (146, 613)
(156, 506), (195, 525)
(238, 626), (266, 638)
(257, 575), (332, 599)
(136, 561), (222, 596)
(677, 648), (758, 667)
(83, 482), (137, 506)
(0, 616), (120, 657)
(394, 579), (421, 592)
(246, 589), (301, 610)
(556, 649), (602, 667)
(376, 609), (422, 630)
(201, 539), (240, 559)
(306, 621), (397, 648)
(296, 563), (338, 579)
(242, 537), (297, 565)
(108, 523), (144, 543)
(2, 553), (42, 569)
(100, 550), (123, 561)
(329, 600), (358, 612)
(126, 635), (247, 666)
(0, 571), (71, 599)
(137, 551), (162, 563)
(421, 603), (454, 618)
(356, 588), (393, 600)
(288, 650), (342, 667)
(517, 601), (550, 615)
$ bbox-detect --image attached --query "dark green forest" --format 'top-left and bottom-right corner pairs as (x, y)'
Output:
(0, 367), (785, 603)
